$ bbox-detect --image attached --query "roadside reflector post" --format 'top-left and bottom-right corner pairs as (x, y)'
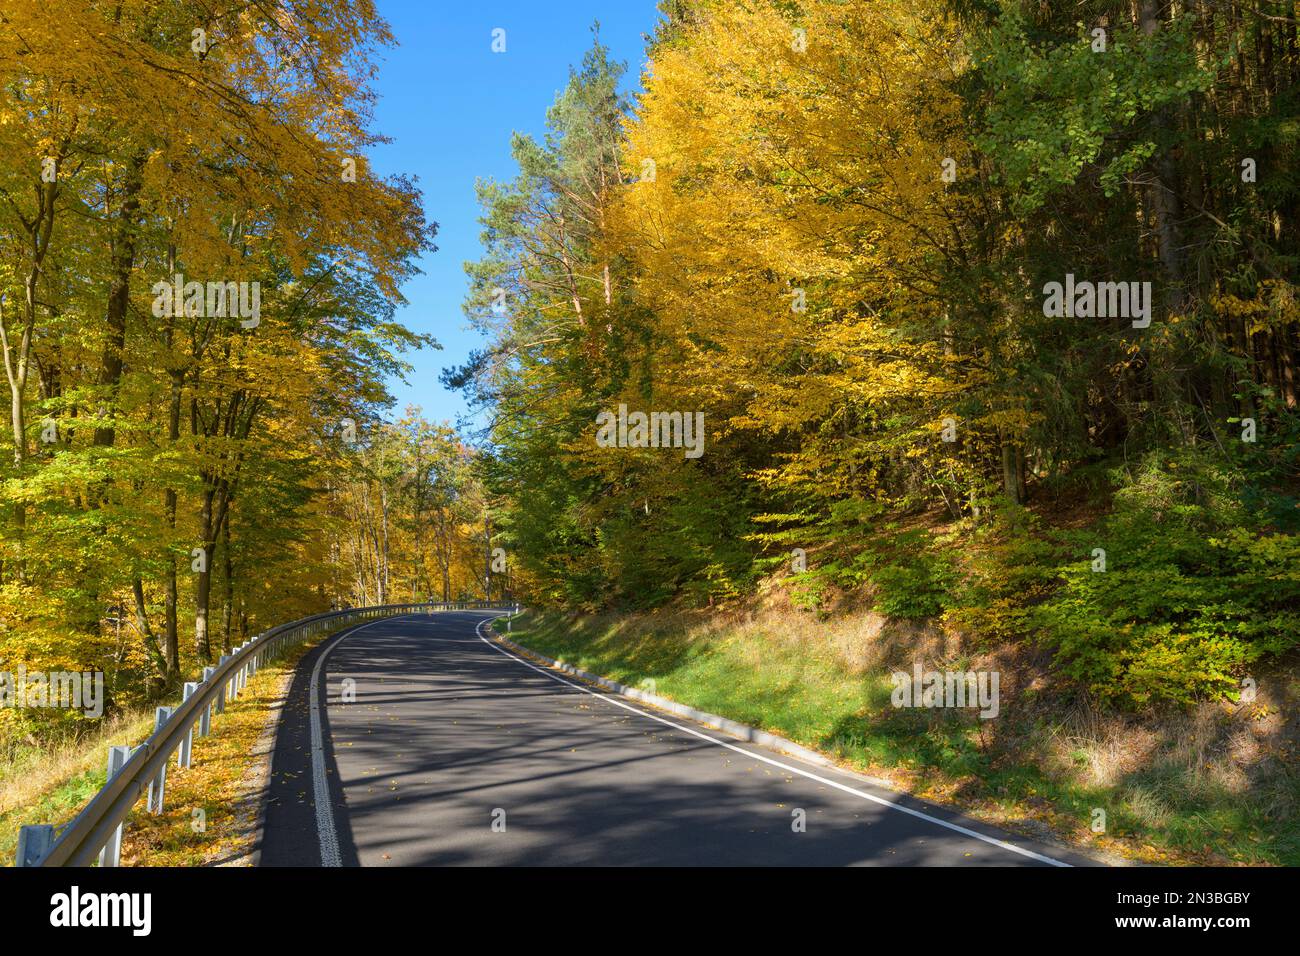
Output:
(99, 744), (133, 866)
(147, 707), (173, 814)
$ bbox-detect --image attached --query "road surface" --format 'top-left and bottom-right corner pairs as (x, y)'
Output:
(259, 611), (1090, 866)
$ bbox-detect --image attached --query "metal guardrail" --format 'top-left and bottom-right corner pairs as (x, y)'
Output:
(15, 600), (515, 867)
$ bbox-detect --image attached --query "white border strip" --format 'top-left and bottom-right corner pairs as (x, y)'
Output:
(476, 617), (1072, 867)
(310, 615), (412, 867)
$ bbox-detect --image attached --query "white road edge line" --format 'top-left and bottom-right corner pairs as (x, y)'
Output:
(310, 614), (415, 867)
(476, 617), (1072, 868)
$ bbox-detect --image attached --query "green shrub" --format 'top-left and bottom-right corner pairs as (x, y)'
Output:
(849, 529), (958, 619)
(1032, 464), (1300, 706)
(944, 521), (1064, 645)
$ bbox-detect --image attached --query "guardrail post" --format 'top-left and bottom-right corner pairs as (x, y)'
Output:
(216, 655), (230, 712)
(179, 683), (198, 768)
(199, 666), (216, 735)
(15, 824), (54, 867)
(99, 744), (133, 866)
(230, 645), (242, 698)
(147, 707), (173, 814)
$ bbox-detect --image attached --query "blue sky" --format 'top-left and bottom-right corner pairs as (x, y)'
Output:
(367, 1), (661, 431)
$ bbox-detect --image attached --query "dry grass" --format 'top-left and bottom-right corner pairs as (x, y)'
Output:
(1043, 672), (1298, 846)
(0, 708), (156, 818)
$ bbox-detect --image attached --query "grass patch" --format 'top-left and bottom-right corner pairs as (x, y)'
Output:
(1, 708), (157, 867)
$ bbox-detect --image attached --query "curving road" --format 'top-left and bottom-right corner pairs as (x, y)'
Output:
(258, 611), (1091, 867)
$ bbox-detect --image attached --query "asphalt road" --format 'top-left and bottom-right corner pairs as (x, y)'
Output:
(259, 611), (1091, 867)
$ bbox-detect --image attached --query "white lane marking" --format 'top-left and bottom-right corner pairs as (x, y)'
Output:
(310, 614), (417, 867)
(475, 618), (1072, 868)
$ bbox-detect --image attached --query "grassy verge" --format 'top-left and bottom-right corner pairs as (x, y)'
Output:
(0, 629), (336, 867)
(0, 709), (156, 866)
(496, 607), (1298, 866)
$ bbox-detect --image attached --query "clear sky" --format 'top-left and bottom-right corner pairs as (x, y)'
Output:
(367, 1), (661, 431)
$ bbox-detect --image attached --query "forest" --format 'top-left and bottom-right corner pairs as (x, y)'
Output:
(451, 0), (1300, 713)
(1, 0), (1297, 866)
(0, 0), (490, 752)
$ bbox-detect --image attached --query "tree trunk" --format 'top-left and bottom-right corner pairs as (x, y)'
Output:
(221, 515), (234, 654)
(1000, 440), (1022, 505)
(1137, 0), (1187, 329)
(194, 486), (231, 663)
(92, 151), (146, 449)
(132, 577), (166, 694)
